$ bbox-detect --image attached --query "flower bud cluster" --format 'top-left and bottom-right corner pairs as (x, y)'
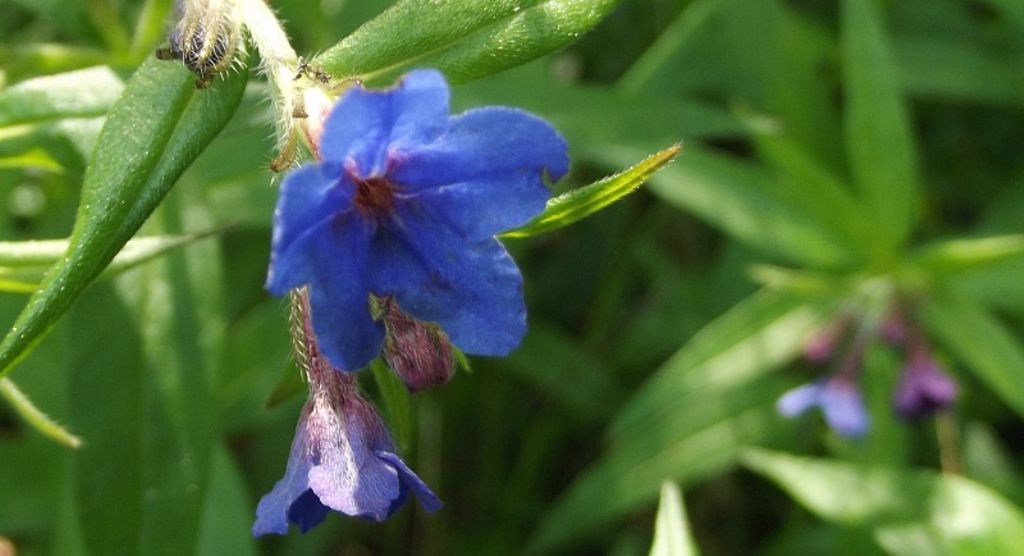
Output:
(779, 301), (957, 437)
(156, 0), (243, 88)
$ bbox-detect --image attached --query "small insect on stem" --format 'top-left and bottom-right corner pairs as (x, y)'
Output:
(293, 57), (333, 85)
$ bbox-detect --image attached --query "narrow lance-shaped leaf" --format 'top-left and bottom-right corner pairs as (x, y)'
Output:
(0, 58), (247, 379)
(920, 293), (1024, 418)
(505, 145), (681, 238)
(0, 230), (222, 272)
(650, 481), (700, 556)
(0, 377), (81, 449)
(314, 0), (619, 85)
(742, 449), (1024, 556)
(842, 0), (920, 249)
(910, 235), (1024, 276)
(527, 291), (827, 553)
(0, 65), (123, 127)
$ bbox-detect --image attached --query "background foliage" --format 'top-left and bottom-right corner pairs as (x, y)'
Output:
(1, 0), (1023, 554)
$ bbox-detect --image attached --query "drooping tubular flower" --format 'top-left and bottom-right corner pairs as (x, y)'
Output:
(266, 69), (569, 372)
(253, 295), (441, 535)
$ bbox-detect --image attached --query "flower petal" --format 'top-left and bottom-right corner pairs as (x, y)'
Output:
(266, 162), (352, 295)
(279, 213), (384, 371)
(391, 106), (570, 186)
(320, 69), (449, 177)
(307, 395), (401, 521)
(389, 107), (568, 238)
(369, 209), (527, 356)
(377, 450), (443, 512)
(253, 406), (320, 536)
(776, 383), (822, 417)
(821, 381), (869, 437)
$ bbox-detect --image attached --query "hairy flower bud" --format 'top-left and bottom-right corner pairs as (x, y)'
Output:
(156, 0), (242, 88)
(382, 299), (455, 393)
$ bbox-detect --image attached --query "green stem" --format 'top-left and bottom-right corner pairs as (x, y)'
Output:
(0, 377), (82, 448)
(130, 0), (175, 62)
(87, 0), (132, 56)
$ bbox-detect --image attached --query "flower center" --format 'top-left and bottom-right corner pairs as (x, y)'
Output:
(353, 176), (396, 217)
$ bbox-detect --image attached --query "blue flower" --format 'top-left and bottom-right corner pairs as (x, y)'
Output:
(777, 377), (869, 438)
(252, 375), (441, 536)
(267, 69), (569, 372)
(893, 353), (956, 419)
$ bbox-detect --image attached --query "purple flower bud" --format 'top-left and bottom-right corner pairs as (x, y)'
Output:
(803, 329), (840, 364)
(802, 318), (851, 364)
(879, 312), (907, 346)
(253, 359), (441, 536)
(893, 353), (957, 419)
(777, 376), (870, 438)
(382, 299), (454, 392)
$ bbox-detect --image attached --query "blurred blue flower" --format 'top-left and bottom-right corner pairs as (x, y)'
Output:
(253, 373), (441, 536)
(893, 353), (956, 419)
(777, 377), (869, 438)
(266, 69), (569, 372)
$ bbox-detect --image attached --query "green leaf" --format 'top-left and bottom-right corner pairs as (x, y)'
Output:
(920, 294), (1024, 419)
(196, 445), (258, 556)
(263, 363), (305, 410)
(68, 283), (146, 553)
(611, 289), (829, 436)
(608, 145), (857, 268)
(528, 386), (794, 554)
(895, 36), (1024, 107)
(0, 44), (111, 86)
(0, 377), (81, 448)
(842, 0), (920, 249)
(0, 57), (247, 380)
(0, 66), (123, 127)
(505, 145), (681, 238)
(0, 231), (223, 280)
(0, 148), (64, 172)
(910, 235), (1024, 276)
(371, 357), (413, 451)
(743, 449), (1024, 556)
(528, 290), (827, 553)
(457, 63), (752, 146)
(314, 0), (618, 85)
(650, 481), (700, 556)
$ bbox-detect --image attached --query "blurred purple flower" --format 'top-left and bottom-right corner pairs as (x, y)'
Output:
(893, 353), (957, 419)
(777, 377), (869, 438)
(266, 69), (569, 372)
(253, 366), (440, 536)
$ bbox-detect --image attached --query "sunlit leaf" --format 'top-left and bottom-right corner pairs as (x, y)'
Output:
(911, 235), (1024, 276)
(0, 66), (123, 127)
(920, 293), (1024, 418)
(612, 289), (829, 436)
(650, 481), (700, 556)
(609, 145), (857, 268)
(314, 0), (618, 85)
(0, 58), (247, 380)
(842, 0), (920, 248)
(743, 449), (1024, 556)
(505, 145), (681, 238)
(528, 290), (827, 553)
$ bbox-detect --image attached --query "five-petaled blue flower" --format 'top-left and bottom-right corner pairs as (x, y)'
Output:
(267, 69), (569, 372)
(252, 374), (441, 535)
(777, 376), (869, 438)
